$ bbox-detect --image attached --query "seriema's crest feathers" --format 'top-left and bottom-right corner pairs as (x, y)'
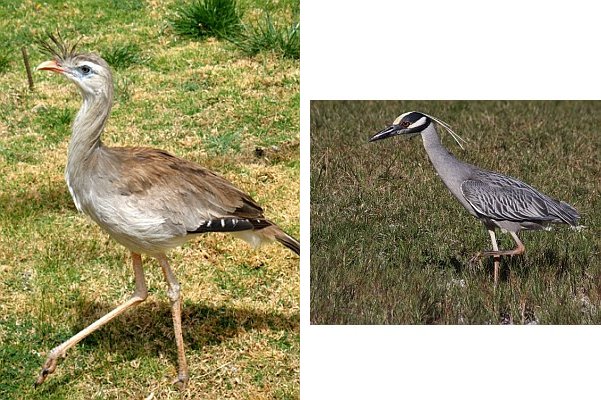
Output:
(36, 31), (80, 61)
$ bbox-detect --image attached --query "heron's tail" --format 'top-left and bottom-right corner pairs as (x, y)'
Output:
(556, 201), (580, 226)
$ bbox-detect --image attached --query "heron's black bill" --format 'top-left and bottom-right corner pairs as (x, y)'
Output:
(368, 125), (402, 142)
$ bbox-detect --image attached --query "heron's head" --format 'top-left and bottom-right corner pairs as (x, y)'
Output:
(36, 34), (113, 99)
(369, 111), (467, 149)
(369, 111), (431, 142)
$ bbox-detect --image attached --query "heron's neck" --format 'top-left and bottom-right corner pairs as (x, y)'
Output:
(419, 122), (479, 217)
(420, 122), (469, 187)
(68, 88), (112, 167)
(421, 123), (457, 164)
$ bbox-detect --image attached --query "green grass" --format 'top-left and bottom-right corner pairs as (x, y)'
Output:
(101, 43), (147, 70)
(0, 0), (299, 398)
(170, 0), (243, 40)
(0, 47), (11, 74)
(227, 15), (300, 59)
(203, 128), (243, 154)
(170, 0), (300, 59)
(310, 100), (601, 325)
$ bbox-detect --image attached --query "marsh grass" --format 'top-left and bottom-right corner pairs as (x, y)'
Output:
(0, 0), (299, 399)
(310, 100), (600, 325)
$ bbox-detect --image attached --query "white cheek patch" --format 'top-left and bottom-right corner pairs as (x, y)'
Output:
(407, 116), (427, 130)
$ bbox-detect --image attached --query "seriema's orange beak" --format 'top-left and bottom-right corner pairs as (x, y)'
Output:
(36, 60), (65, 74)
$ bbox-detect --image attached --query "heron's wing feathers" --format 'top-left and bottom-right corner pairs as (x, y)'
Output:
(461, 171), (579, 225)
(461, 180), (552, 221)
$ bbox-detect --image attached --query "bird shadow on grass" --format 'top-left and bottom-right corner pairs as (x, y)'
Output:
(503, 249), (577, 281)
(84, 297), (296, 350)
(31, 297), (298, 392)
(421, 249), (578, 289)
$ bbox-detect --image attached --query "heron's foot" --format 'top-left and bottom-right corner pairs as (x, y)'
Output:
(469, 252), (483, 264)
(34, 355), (60, 387)
(479, 249), (524, 258)
(172, 372), (189, 390)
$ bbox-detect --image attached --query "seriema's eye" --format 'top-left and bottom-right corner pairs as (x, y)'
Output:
(80, 65), (91, 75)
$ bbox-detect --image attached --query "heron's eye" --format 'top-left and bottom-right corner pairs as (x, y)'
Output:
(401, 121), (410, 128)
(80, 65), (91, 75)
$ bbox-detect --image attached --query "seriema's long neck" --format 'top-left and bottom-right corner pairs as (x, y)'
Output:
(67, 84), (113, 169)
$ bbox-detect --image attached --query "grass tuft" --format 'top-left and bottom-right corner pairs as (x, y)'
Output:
(114, 76), (133, 103)
(228, 15), (300, 59)
(170, 0), (243, 40)
(102, 43), (146, 69)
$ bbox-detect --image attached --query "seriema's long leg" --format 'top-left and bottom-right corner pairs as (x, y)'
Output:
(35, 252), (148, 386)
(157, 254), (189, 387)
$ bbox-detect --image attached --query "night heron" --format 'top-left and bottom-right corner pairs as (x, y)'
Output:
(369, 111), (580, 285)
(34, 34), (299, 387)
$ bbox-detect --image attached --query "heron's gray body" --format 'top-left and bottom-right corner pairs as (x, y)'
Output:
(420, 122), (580, 233)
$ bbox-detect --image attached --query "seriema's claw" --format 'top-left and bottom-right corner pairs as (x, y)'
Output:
(34, 357), (59, 387)
(172, 372), (189, 390)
